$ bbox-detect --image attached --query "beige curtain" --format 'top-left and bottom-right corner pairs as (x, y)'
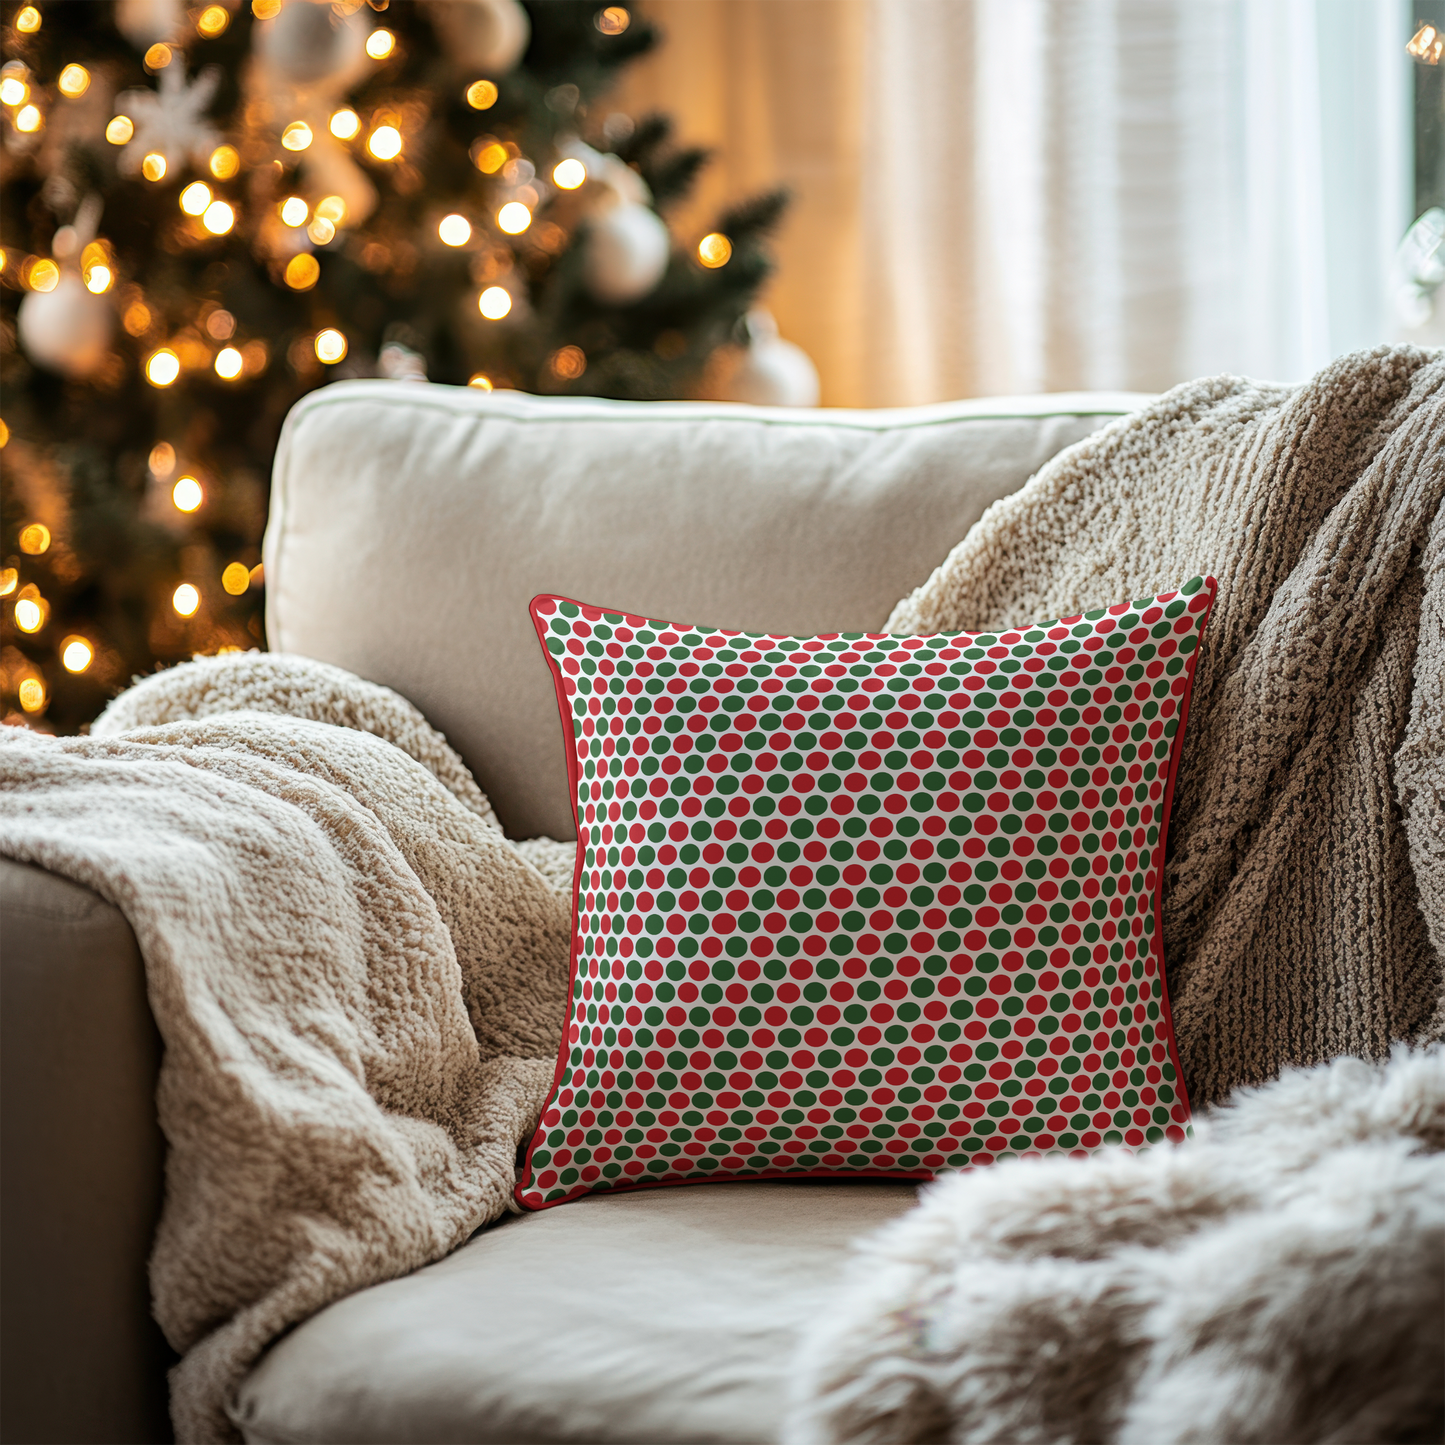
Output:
(617, 0), (1410, 407)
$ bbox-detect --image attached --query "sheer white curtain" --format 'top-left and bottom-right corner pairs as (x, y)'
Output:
(619, 0), (1412, 405)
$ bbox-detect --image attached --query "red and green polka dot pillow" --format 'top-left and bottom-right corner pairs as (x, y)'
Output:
(515, 577), (1216, 1210)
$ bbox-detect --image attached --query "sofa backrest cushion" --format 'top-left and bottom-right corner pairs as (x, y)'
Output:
(265, 384), (1149, 841)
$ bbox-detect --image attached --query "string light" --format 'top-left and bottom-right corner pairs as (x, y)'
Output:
(280, 196), (309, 227)
(61, 636), (93, 673)
(314, 328), (347, 363)
(367, 124), (402, 160)
(146, 348), (181, 386)
(85, 265), (112, 293)
(14, 595), (45, 633)
(284, 253), (320, 290)
(209, 145), (240, 179)
(553, 158), (586, 189)
(17, 677), (46, 712)
(307, 216), (335, 244)
(698, 232), (732, 268)
(252, 0), (281, 17)
(0, 568), (15, 595)
(196, 4), (229, 37)
(149, 442), (176, 475)
(57, 64), (90, 98)
(0, 418), (7, 446)
(18, 523), (50, 554)
(497, 201), (531, 234)
(474, 141), (508, 174)
(596, 7), (630, 35)
(214, 346), (243, 379)
(106, 115), (134, 144)
(329, 108), (360, 140)
(549, 345), (586, 380)
(172, 476), (203, 512)
(14, 7), (41, 34)
(144, 43), (173, 71)
(365, 28), (395, 59)
(468, 373), (493, 390)
(26, 258), (59, 292)
(438, 213), (472, 246)
(15, 104), (42, 133)
(466, 80), (498, 110)
(1408, 24), (1443, 63)
(478, 286), (512, 319)
(172, 583), (200, 617)
(281, 121), (313, 151)
(0, 75), (26, 106)
(180, 181), (213, 216)
(202, 200), (235, 235)
(221, 562), (250, 595)
(142, 153), (168, 181)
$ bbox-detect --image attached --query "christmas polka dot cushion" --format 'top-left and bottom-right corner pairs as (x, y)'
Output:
(515, 577), (1216, 1210)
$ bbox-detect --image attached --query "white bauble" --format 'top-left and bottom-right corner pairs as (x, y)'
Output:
(722, 311), (819, 407)
(17, 274), (114, 379)
(116, 0), (185, 47)
(256, 0), (368, 86)
(426, 0), (530, 75)
(584, 203), (670, 306)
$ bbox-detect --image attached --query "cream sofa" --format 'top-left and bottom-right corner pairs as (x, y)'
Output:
(0, 383), (1150, 1444)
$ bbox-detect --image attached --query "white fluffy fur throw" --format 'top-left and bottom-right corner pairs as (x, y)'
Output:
(786, 1047), (1445, 1445)
(0, 654), (572, 1442)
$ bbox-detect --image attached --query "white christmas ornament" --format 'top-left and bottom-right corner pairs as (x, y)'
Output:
(583, 201), (671, 305)
(426, 0), (530, 76)
(116, 0), (186, 48)
(721, 310), (820, 408)
(18, 273), (114, 379)
(255, 0), (369, 87)
(114, 62), (222, 178)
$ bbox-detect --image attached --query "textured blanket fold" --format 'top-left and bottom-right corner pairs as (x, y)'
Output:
(0, 656), (572, 1442)
(788, 345), (1445, 1443)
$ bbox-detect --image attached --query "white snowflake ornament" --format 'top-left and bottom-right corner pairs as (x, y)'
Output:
(114, 62), (222, 180)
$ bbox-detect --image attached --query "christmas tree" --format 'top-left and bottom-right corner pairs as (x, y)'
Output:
(0, 0), (789, 734)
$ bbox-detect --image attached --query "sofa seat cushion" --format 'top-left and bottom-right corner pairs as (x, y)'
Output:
(233, 1179), (918, 1445)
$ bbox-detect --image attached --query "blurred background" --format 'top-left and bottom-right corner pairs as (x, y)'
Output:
(1, 0), (1441, 735)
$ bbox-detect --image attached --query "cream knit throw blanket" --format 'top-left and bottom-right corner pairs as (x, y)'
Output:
(0, 655), (573, 1443)
(784, 346), (1445, 1444)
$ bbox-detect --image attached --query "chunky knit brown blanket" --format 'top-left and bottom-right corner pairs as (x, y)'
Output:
(889, 345), (1445, 1104)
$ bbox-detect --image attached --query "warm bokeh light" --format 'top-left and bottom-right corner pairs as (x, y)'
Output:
(475, 141), (507, 174)
(284, 253), (320, 290)
(329, 107), (360, 140)
(149, 441), (176, 475)
(172, 583), (200, 617)
(202, 200), (235, 235)
(15, 7), (41, 34)
(142, 152), (168, 181)
(438, 213), (472, 246)
(365, 28), (395, 59)
(1408, 24), (1443, 63)
(366, 124), (402, 161)
(221, 562), (251, 595)
(478, 286), (512, 319)
(61, 636), (94, 673)
(596, 6), (630, 35)
(466, 79), (498, 110)
(252, 0), (282, 17)
(0, 418), (7, 446)
(172, 476), (203, 512)
(468, 373), (494, 390)
(146, 348), (181, 386)
(14, 597), (44, 632)
(180, 181), (213, 215)
(84, 264), (112, 293)
(698, 232), (732, 268)
(57, 64), (90, 98)
(0, 76), (27, 106)
(0, 568), (15, 595)
(314, 328), (347, 363)
(196, 4), (230, 37)
(281, 121), (313, 152)
(144, 43), (172, 71)
(307, 217), (335, 245)
(17, 676), (46, 712)
(280, 195), (309, 227)
(27, 258), (59, 292)
(19, 523), (50, 554)
(124, 301), (152, 335)
(206, 309), (235, 339)
(209, 144), (240, 179)
(497, 201), (531, 234)
(550, 345), (586, 380)
(552, 158), (586, 189)
(214, 346), (243, 379)
(249, 562), (265, 589)
(315, 194), (347, 224)
(15, 104), (42, 133)
(106, 115), (134, 144)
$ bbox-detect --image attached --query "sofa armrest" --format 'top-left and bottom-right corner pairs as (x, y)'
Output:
(1, 859), (174, 1444)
